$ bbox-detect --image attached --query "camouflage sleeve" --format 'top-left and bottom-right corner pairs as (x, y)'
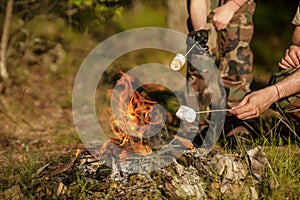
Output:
(292, 1), (300, 26)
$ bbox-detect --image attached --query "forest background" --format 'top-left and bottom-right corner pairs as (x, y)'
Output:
(0, 0), (299, 199)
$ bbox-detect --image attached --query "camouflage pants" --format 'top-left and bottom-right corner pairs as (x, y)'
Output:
(184, 52), (227, 147)
(269, 68), (300, 120)
(187, 0), (256, 108)
(184, 0), (256, 139)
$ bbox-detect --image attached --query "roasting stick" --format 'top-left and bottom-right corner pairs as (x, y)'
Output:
(195, 109), (232, 114)
(185, 42), (198, 56)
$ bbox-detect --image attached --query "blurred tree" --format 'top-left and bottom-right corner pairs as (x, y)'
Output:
(0, 0), (297, 84)
(0, 0), (131, 84)
(131, 0), (143, 12)
(0, 0), (13, 82)
(166, 0), (188, 33)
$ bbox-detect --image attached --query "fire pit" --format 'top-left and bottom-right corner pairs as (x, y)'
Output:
(68, 145), (277, 199)
(30, 72), (278, 199)
(70, 72), (278, 199)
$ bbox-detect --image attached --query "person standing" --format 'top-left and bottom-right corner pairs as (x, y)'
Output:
(185, 0), (256, 144)
(187, 0), (256, 108)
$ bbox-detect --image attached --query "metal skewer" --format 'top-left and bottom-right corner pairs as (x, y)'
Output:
(184, 42), (198, 57)
(195, 109), (231, 114)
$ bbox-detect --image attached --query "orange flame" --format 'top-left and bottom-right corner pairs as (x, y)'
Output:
(109, 72), (164, 154)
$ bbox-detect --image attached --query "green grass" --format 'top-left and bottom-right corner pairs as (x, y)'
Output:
(1, 112), (299, 199)
(243, 109), (300, 199)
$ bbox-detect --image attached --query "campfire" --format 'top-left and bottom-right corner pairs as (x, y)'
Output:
(86, 71), (201, 175)
(28, 71), (279, 199)
(107, 71), (167, 155)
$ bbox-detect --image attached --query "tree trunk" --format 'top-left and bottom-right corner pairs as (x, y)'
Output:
(166, 0), (188, 34)
(0, 0), (14, 81)
(131, 0), (143, 13)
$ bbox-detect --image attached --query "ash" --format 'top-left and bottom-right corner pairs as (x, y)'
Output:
(75, 145), (278, 200)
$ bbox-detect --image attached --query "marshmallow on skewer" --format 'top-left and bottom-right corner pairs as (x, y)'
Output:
(175, 105), (197, 123)
(169, 42), (199, 71)
(170, 53), (186, 71)
(176, 105), (231, 123)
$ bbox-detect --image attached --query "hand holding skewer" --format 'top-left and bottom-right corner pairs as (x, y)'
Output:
(170, 29), (209, 71)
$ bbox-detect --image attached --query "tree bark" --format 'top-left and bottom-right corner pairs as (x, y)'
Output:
(166, 0), (188, 34)
(0, 0), (14, 81)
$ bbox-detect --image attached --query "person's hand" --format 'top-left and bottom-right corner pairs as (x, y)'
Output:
(279, 45), (300, 70)
(187, 29), (208, 45)
(229, 86), (278, 120)
(186, 29), (209, 54)
(212, 2), (238, 30)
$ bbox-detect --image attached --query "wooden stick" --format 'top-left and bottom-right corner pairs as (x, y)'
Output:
(185, 42), (198, 56)
(195, 109), (231, 114)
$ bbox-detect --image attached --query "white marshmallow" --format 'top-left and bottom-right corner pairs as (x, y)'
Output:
(175, 105), (197, 123)
(170, 53), (186, 71)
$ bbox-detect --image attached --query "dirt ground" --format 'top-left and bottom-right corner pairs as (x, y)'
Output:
(0, 63), (82, 178)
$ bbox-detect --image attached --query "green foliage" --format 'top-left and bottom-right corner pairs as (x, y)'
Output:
(69, 0), (125, 36)
(71, 0), (93, 7)
(117, 5), (166, 29)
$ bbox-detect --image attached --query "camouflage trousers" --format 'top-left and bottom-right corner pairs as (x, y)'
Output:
(208, 0), (256, 107)
(187, 0), (256, 108)
(270, 68), (300, 120)
(184, 52), (227, 147)
(184, 0), (256, 139)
